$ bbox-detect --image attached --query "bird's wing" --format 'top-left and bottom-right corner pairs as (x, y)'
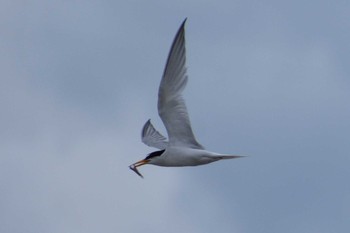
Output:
(157, 19), (204, 149)
(141, 119), (168, 150)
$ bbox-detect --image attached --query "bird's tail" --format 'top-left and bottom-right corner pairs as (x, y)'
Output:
(217, 155), (246, 160)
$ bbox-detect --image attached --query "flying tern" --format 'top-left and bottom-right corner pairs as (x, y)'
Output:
(129, 19), (244, 178)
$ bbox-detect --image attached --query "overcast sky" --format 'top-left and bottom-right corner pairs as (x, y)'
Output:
(1, 1), (349, 233)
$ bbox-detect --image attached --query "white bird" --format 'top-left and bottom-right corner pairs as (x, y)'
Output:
(129, 19), (244, 178)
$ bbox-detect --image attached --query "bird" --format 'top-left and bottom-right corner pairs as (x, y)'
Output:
(129, 19), (244, 178)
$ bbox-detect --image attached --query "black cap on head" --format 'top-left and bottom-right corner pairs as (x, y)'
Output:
(145, 149), (165, 160)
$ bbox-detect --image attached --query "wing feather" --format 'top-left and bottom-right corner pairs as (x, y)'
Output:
(157, 19), (204, 149)
(141, 119), (168, 149)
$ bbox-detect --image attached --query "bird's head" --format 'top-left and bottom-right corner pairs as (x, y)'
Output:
(129, 149), (165, 178)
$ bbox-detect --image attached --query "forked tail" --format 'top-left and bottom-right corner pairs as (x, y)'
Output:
(217, 155), (246, 160)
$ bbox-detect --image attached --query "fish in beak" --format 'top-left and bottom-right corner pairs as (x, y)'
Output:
(129, 159), (149, 178)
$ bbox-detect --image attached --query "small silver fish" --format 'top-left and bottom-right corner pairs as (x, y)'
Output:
(129, 164), (144, 178)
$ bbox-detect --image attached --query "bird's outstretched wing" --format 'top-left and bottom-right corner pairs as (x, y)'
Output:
(141, 119), (168, 150)
(157, 19), (204, 149)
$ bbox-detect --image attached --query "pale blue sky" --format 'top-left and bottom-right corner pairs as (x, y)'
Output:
(1, 1), (349, 233)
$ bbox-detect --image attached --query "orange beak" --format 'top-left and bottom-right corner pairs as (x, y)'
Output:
(129, 159), (149, 178)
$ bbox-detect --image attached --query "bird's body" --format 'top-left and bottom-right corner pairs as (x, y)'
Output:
(148, 147), (241, 167)
(129, 19), (244, 178)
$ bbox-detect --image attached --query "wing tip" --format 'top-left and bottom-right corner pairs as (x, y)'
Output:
(176, 18), (187, 37)
(141, 119), (152, 137)
(179, 18), (187, 32)
(182, 18), (187, 26)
